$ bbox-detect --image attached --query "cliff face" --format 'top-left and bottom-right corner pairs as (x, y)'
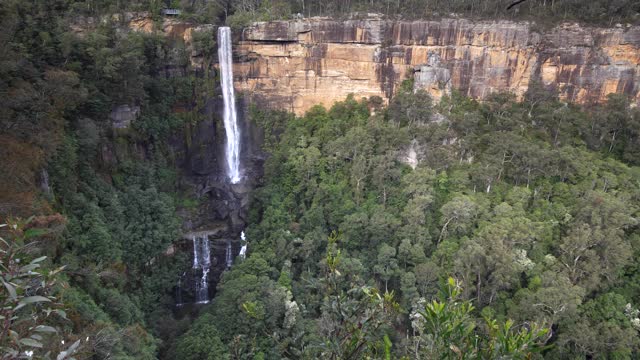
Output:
(76, 13), (263, 238)
(108, 14), (639, 115)
(77, 14), (639, 115)
(235, 18), (640, 114)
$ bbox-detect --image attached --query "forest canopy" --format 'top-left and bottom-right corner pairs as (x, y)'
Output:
(215, 86), (640, 358)
(1, 0), (640, 358)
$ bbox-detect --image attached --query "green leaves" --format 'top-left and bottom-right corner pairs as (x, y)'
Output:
(484, 318), (551, 358)
(2, 279), (17, 301)
(417, 277), (550, 359)
(19, 338), (43, 348)
(57, 339), (81, 360)
(0, 219), (68, 357)
(24, 229), (47, 240)
(34, 325), (58, 333)
(18, 295), (52, 305)
(242, 301), (261, 320)
(318, 235), (400, 359)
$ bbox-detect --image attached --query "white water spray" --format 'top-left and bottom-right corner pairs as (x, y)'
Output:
(218, 27), (241, 184)
(192, 237), (199, 269)
(192, 236), (211, 304)
(225, 240), (233, 269)
(239, 231), (247, 259)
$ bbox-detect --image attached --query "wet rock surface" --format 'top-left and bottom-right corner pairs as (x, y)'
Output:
(171, 95), (264, 305)
(110, 105), (140, 129)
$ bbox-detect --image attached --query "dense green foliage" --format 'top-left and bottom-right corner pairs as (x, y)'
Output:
(221, 0), (639, 26)
(189, 86), (640, 358)
(1, 0), (640, 358)
(5, 0), (635, 28)
(0, 0), (198, 357)
(0, 217), (80, 359)
(173, 0), (640, 26)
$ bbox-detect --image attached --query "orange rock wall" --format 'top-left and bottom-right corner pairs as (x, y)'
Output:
(111, 14), (639, 115)
(235, 18), (640, 114)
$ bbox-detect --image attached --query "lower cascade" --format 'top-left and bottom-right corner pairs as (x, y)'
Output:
(225, 240), (233, 269)
(239, 231), (247, 259)
(192, 236), (211, 304)
(177, 233), (246, 306)
(175, 272), (186, 306)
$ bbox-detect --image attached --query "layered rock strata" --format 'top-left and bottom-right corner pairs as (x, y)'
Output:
(234, 18), (640, 114)
(77, 14), (639, 115)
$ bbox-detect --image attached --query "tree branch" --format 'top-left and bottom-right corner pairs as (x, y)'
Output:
(507, 0), (528, 10)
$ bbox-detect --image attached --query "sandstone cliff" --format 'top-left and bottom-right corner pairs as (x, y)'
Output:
(109, 14), (640, 115)
(235, 18), (640, 114)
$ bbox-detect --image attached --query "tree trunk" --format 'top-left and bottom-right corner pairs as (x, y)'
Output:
(476, 271), (481, 303)
(609, 131), (617, 152)
(438, 217), (453, 244)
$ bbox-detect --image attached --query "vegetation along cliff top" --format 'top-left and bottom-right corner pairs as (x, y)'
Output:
(1, 0), (640, 359)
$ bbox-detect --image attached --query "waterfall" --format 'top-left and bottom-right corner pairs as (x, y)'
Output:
(192, 237), (199, 269)
(225, 240), (233, 269)
(239, 231), (247, 259)
(176, 272), (186, 307)
(218, 27), (241, 184)
(176, 276), (182, 306)
(40, 169), (51, 194)
(192, 236), (211, 304)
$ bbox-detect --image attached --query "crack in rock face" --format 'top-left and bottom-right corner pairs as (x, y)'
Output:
(232, 18), (640, 115)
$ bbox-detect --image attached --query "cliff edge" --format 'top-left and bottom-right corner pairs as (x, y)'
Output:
(235, 18), (639, 114)
(111, 14), (640, 115)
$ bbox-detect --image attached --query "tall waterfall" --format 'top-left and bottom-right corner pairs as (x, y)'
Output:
(192, 236), (211, 304)
(218, 27), (241, 184)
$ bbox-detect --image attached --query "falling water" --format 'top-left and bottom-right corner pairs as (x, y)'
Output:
(40, 169), (51, 194)
(239, 231), (247, 259)
(192, 236), (211, 304)
(225, 240), (233, 269)
(218, 27), (241, 184)
(192, 237), (199, 269)
(175, 277), (182, 305)
(176, 272), (186, 307)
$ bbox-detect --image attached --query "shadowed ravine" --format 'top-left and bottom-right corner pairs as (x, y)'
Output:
(175, 27), (253, 307)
